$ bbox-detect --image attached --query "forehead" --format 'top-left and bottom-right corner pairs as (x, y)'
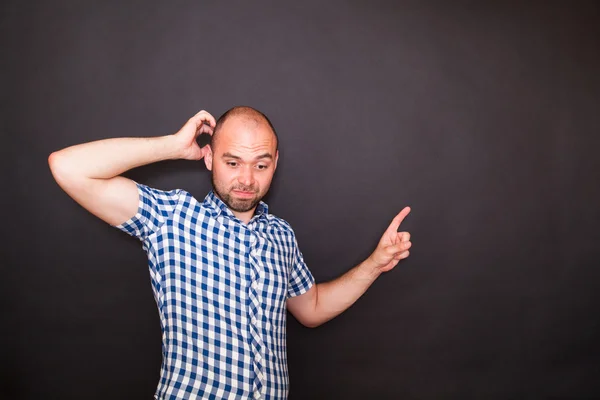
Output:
(215, 116), (277, 155)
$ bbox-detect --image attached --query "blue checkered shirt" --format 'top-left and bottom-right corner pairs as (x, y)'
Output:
(115, 183), (315, 399)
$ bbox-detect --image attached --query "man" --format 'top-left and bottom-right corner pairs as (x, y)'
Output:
(48, 106), (412, 400)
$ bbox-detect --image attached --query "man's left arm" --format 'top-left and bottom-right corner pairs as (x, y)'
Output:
(287, 207), (412, 328)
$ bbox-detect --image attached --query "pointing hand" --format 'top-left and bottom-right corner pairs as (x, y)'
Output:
(368, 207), (412, 272)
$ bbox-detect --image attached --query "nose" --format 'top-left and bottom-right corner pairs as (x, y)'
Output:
(237, 166), (254, 187)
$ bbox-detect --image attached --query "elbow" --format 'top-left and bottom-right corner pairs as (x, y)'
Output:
(48, 150), (76, 186)
(48, 151), (57, 170)
(48, 151), (65, 181)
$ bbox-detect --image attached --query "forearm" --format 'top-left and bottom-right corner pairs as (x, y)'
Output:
(311, 257), (381, 326)
(50, 135), (180, 181)
(288, 208), (412, 328)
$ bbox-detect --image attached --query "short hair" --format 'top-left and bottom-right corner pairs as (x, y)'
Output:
(210, 106), (279, 151)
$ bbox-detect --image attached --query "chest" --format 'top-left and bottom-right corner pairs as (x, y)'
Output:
(155, 213), (295, 306)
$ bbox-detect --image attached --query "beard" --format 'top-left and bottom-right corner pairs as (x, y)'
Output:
(211, 174), (264, 213)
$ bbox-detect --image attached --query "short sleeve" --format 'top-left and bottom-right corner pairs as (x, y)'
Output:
(287, 234), (315, 298)
(113, 182), (181, 241)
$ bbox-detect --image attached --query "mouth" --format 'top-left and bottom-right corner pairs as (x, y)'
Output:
(232, 190), (256, 199)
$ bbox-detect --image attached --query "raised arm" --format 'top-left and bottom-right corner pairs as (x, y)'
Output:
(48, 110), (216, 226)
(287, 207), (412, 328)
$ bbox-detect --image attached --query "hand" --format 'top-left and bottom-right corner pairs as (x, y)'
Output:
(173, 110), (216, 160)
(368, 207), (412, 272)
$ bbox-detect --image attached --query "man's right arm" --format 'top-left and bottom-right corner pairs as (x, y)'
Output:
(48, 110), (216, 226)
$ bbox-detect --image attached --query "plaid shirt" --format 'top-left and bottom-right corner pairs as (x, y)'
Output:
(115, 183), (314, 399)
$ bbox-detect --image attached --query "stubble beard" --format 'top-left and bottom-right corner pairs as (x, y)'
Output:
(211, 174), (263, 213)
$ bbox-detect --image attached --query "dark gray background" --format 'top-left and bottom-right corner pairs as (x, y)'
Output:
(2, 1), (600, 399)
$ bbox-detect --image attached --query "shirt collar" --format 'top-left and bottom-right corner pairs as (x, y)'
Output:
(203, 190), (269, 223)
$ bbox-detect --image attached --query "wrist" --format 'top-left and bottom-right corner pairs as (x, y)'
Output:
(361, 256), (383, 280)
(159, 134), (184, 160)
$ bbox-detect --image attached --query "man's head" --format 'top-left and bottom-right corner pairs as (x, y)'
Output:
(204, 106), (279, 215)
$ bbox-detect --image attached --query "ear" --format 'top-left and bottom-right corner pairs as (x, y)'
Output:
(204, 145), (213, 171)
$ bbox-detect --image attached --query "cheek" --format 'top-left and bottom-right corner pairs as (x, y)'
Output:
(213, 166), (234, 184)
(258, 172), (275, 189)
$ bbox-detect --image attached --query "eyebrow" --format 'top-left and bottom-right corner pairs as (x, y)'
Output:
(222, 152), (273, 161)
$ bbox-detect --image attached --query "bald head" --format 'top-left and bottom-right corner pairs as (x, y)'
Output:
(210, 106), (279, 152)
(204, 106), (280, 220)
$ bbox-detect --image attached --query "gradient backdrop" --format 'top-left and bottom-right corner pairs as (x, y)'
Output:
(2, 1), (600, 399)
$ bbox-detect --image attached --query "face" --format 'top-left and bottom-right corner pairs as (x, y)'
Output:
(204, 116), (279, 215)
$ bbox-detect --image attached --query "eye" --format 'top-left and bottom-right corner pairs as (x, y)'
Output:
(256, 164), (268, 170)
(227, 161), (238, 167)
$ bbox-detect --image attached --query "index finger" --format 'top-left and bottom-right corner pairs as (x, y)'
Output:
(192, 110), (216, 129)
(386, 207), (411, 233)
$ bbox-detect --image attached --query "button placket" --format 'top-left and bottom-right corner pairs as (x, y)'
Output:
(246, 224), (267, 398)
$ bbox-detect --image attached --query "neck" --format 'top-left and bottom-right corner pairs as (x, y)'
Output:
(232, 208), (256, 225)
(213, 191), (257, 224)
